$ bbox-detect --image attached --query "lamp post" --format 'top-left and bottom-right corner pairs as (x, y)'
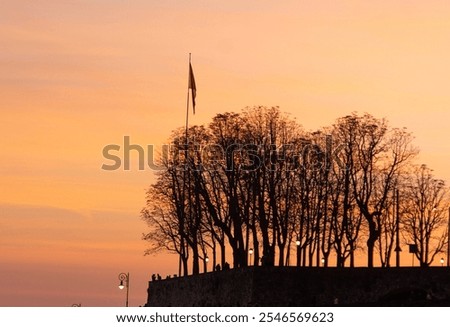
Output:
(205, 255), (209, 272)
(394, 189), (402, 267)
(440, 258), (444, 267)
(248, 248), (253, 266)
(321, 257), (325, 267)
(118, 272), (130, 307)
(296, 239), (301, 267)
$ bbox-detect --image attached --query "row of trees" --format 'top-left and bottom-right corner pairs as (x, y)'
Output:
(141, 107), (449, 274)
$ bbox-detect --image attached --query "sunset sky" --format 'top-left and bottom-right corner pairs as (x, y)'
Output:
(2, 1), (450, 306)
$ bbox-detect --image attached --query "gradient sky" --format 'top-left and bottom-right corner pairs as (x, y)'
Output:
(2, 0), (450, 306)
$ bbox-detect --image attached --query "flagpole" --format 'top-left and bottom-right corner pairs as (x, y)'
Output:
(180, 53), (192, 277)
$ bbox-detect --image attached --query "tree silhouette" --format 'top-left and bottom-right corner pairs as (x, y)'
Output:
(402, 165), (449, 267)
(142, 106), (448, 272)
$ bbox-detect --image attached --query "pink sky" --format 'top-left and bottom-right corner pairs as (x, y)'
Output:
(2, 0), (450, 306)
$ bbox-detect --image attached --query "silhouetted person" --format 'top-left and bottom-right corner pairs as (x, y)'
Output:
(157, 274), (162, 280)
(151, 274), (156, 281)
(223, 262), (230, 270)
(215, 264), (221, 271)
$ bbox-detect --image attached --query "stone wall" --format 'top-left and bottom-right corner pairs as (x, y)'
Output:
(145, 267), (450, 306)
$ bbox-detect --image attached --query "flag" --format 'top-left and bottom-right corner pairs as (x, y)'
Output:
(189, 62), (196, 114)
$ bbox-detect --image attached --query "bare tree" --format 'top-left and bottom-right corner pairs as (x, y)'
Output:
(141, 157), (190, 275)
(340, 114), (417, 267)
(142, 108), (436, 273)
(402, 165), (449, 267)
(376, 187), (397, 267)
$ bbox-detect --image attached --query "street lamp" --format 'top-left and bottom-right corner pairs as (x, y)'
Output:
(118, 272), (130, 307)
(249, 248), (253, 265)
(321, 258), (325, 267)
(440, 258), (444, 267)
(205, 255), (209, 272)
(394, 189), (402, 267)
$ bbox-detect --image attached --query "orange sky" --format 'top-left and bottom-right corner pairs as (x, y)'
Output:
(2, 0), (450, 306)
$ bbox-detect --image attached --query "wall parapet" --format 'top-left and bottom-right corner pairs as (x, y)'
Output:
(146, 267), (450, 306)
